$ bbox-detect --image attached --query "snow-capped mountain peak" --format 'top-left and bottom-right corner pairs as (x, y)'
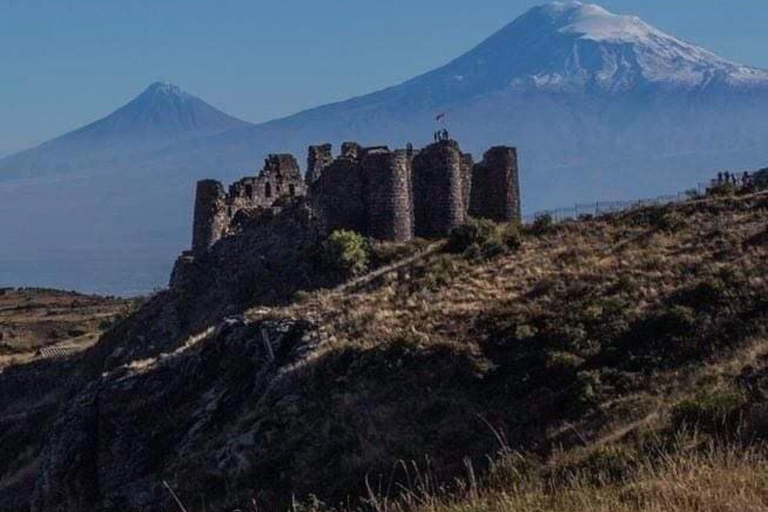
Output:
(424, 2), (768, 94)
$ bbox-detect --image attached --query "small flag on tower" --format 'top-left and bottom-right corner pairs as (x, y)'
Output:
(436, 113), (446, 122)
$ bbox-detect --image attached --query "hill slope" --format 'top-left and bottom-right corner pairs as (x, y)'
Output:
(1, 189), (765, 511)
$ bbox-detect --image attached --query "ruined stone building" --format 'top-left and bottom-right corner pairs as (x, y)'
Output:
(190, 138), (520, 254)
(192, 154), (307, 252)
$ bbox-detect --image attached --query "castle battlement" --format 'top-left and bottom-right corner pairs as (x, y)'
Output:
(190, 139), (520, 253)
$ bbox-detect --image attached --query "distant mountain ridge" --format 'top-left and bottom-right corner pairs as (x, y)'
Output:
(1, 2), (767, 295)
(0, 82), (250, 180)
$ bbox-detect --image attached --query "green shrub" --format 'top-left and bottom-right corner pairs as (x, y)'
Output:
(671, 386), (747, 433)
(529, 214), (555, 237)
(448, 218), (522, 260)
(648, 206), (685, 232)
(561, 445), (641, 485)
(481, 239), (506, 260)
(500, 223), (523, 250)
(448, 218), (498, 253)
(754, 168), (768, 190)
(322, 230), (369, 277)
(708, 182), (737, 197)
(661, 305), (698, 336)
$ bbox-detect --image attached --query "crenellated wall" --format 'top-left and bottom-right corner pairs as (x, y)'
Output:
(190, 138), (521, 253)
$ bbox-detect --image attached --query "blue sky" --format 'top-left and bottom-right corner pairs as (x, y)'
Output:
(2, 0), (767, 154)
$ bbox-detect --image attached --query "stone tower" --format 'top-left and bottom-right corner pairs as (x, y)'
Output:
(308, 149), (367, 235)
(469, 146), (521, 223)
(192, 179), (228, 253)
(362, 149), (414, 241)
(307, 144), (333, 183)
(412, 140), (468, 238)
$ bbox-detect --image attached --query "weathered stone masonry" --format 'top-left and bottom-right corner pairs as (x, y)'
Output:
(412, 141), (469, 238)
(362, 148), (414, 241)
(469, 147), (521, 223)
(189, 138), (520, 254)
(191, 154), (307, 252)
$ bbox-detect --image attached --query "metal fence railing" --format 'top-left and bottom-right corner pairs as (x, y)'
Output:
(521, 190), (698, 225)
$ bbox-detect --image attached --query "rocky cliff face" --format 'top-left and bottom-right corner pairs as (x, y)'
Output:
(32, 318), (319, 511)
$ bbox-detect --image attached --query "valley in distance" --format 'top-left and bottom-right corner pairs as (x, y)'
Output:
(1, 2), (768, 512)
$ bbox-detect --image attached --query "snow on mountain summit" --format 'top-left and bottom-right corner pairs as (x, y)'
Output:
(553, 2), (666, 43)
(545, 2), (768, 89)
(142, 81), (190, 99)
(422, 1), (768, 94)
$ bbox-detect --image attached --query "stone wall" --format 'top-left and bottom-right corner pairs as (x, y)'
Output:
(412, 141), (468, 238)
(191, 154), (307, 253)
(361, 149), (414, 241)
(309, 154), (367, 235)
(307, 144), (333, 184)
(469, 146), (521, 223)
(460, 153), (474, 216)
(191, 138), (521, 253)
(192, 180), (228, 253)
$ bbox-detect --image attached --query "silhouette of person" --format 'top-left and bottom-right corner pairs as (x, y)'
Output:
(717, 172), (723, 184)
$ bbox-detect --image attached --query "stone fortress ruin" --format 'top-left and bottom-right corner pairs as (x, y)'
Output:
(190, 138), (521, 253)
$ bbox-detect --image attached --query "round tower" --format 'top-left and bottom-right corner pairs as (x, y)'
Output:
(469, 146), (520, 223)
(362, 149), (413, 241)
(192, 179), (228, 253)
(412, 140), (467, 238)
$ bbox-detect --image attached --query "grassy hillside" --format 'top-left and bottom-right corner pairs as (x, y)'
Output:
(3, 190), (766, 512)
(232, 191), (768, 511)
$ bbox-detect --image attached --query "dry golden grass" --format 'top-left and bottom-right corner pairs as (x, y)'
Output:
(234, 192), (768, 511)
(248, 192), (767, 367)
(385, 445), (768, 512)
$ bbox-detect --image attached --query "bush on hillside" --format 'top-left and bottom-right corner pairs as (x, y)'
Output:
(647, 206), (685, 232)
(528, 214), (555, 237)
(708, 182), (737, 197)
(754, 168), (768, 190)
(671, 386), (747, 434)
(322, 230), (369, 277)
(500, 222), (523, 250)
(448, 218), (498, 254)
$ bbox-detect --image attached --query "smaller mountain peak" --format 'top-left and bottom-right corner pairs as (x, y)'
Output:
(143, 81), (187, 98)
